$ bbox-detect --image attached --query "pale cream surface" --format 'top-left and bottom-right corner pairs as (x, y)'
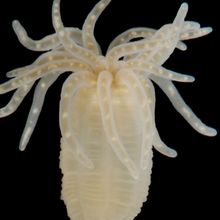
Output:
(60, 81), (153, 220)
(0, 0), (217, 219)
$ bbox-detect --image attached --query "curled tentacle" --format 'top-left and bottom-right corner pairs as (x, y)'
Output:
(97, 71), (139, 179)
(12, 20), (82, 51)
(52, 0), (97, 65)
(151, 75), (217, 137)
(19, 73), (61, 151)
(82, 0), (110, 54)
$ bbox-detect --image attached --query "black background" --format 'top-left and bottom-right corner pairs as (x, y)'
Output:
(0, 0), (219, 219)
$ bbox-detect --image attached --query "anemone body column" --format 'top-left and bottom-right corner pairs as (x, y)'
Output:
(59, 72), (154, 220)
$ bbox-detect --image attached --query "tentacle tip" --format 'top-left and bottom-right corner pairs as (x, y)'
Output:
(12, 19), (19, 24)
(12, 20), (23, 34)
(6, 70), (16, 78)
(6, 72), (13, 78)
(178, 2), (189, 17)
(19, 145), (26, 151)
(180, 45), (187, 51)
(190, 76), (195, 82)
(181, 2), (189, 10)
(204, 27), (213, 35)
(12, 20), (20, 28)
(206, 127), (217, 137)
(198, 126), (217, 137)
(208, 27), (213, 32)
(174, 2), (189, 25)
(184, 75), (195, 83)
(162, 148), (178, 158)
(169, 149), (178, 158)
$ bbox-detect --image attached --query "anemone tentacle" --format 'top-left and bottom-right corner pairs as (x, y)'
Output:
(6, 51), (72, 78)
(19, 73), (61, 151)
(52, 0), (97, 66)
(0, 1), (217, 219)
(151, 75), (217, 137)
(0, 82), (34, 118)
(82, 0), (111, 54)
(0, 0), (216, 187)
(107, 27), (187, 53)
(0, 59), (91, 94)
(125, 60), (194, 82)
(12, 20), (83, 52)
